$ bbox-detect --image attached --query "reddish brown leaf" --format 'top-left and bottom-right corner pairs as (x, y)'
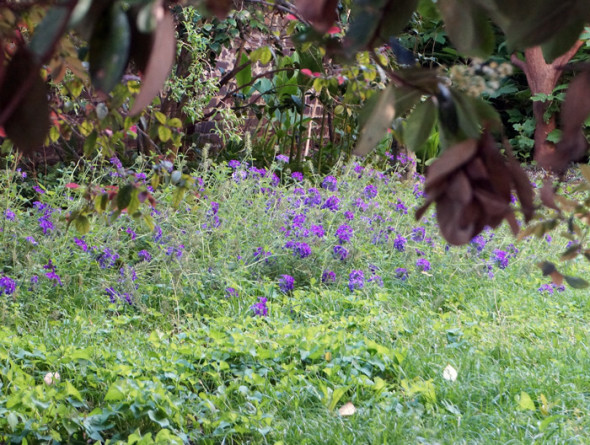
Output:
(479, 131), (511, 200)
(130, 9), (176, 115)
(447, 171), (472, 205)
(205, 0), (232, 19)
(504, 142), (535, 222)
(425, 139), (478, 189)
(437, 195), (474, 245)
(505, 210), (519, 235)
(561, 71), (590, 136)
(474, 189), (509, 217)
(540, 178), (560, 211)
(0, 46), (49, 153)
(465, 157), (488, 182)
(295, 0), (339, 32)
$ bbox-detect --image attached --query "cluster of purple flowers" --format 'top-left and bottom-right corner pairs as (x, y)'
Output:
(44, 260), (62, 286)
(348, 270), (365, 291)
(5, 209), (15, 221)
(251, 297), (268, 316)
(279, 275), (294, 293)
(322, 270), (336, 284)
(106, 287), (133, 305)
(321, 196), (340, 212)
(538, 283), (565, 294)
(321, 176), (338, 191)
(333, 245), (349, 261)
(0, 276), (16, 295)
(335, 224), (353, 244)
(416, 258), (431, 272)
(284, 241), (312, 259)
(394, 234), (407, 252)
(364, 184), (378, 200)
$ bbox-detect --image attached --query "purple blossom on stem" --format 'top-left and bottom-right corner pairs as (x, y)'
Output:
(395, 268), (408, 281)
(322, 270), (336, 284)
(126, 227), (137, 240)
(225, 287), (239, 298)
(228, 160), (241, 169)
(285, 241), (311, 259)
(333, 245), (349, 261)
(310, 224), (325, 238)
(348, 270), (365, 291)
(26, 236), (37, 245)
(493, 249), (509, 269)
(335, 224), (353, 243)
(251, 297), (268, 316)
(5, 209), (15, 221)
(321, 196), (340, 212)
(0, 276), (16, 295)
(73, 237), (88, 252)
(276, 154), (289, 163)
(364, 184), (378, 199)
(43, 260), (62, 286)
(344, 211), (355, 220)
(321, 175), (338, 191)
(416, 258), (431, 272)
(138, 250), (152, 262)
(279, 274), (294, 293)
(411, 227), (426, 242)
(394, 235), (406, 252)
(292, 172), (304, 181)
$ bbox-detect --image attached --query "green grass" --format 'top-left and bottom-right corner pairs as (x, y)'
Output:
(0, 156), (589, 444)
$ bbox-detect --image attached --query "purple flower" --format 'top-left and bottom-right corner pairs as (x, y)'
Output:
(364, 184), (378, 199)
(335, 224), (353, 243)
(333, 245), (349, 261)
(304, 188), (322, 207)
(321, 196), (340, 212)
(96, 248), (119, 269)
(126, 227), (137, 240)
(292, 213), (306, 228)
(30, 275), (38, 285)
(493, 249), (509, 269)
(394, 199), (408, 214)
(5, 209), (15, 221)
(395, 268), (408, 281)
(368, 274), (384, 287)
(411, 227), (426, 242)
(394, 235), (406, 252)
(251, 297), (268, 316)
(348, 270), (365, 291)
(33, 185), (45, 194)
(470, 235), (486, 253)
(253, 247), (272, 262)
(276, 154), (289, 163)
(73, 237), (88, 252)
(25, 236), (37, 245)
(545, 235), (552, 244)
(321, 176), (338, 191)
(38, 216), (54, 235)
(311, 224), (325, 238)
(44, 260), (62, 286)
(416, 258), (431, 272)
(138, 250), (152, 262)
(538, 283), (565, 294)
(0, 276), (16, 295)
(110, 157), (123, 170)
(153, 225), (163, 243)
(322, 270), (336, 284)
(353, 198), (369, 212)
(344, 211), (355, 220)
(228, 160), (241, 169)
(279, 274), (294, 293)
(371, 231), (389, 245)
(166, 244), (185, 259)
(225, 287), (239, 298)
(285, 241), (311, 259)
(292, 172), (304, 181)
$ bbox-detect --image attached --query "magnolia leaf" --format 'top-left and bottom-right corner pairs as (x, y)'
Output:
(404, 98), (437, 152)
(354, 85), (396, 156)
(0, 47), (50, 154)
(130, 9), (175, 115)
(29, 6), (70, 63)
(89, 3), (131, 94)
(235, 54), (252, 89)
(338, 401), (357, 416)
(439, 0), (495, 58)
(442, 364), (458, 382)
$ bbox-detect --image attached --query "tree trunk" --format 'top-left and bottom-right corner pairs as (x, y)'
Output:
(511, 42), (583, 167)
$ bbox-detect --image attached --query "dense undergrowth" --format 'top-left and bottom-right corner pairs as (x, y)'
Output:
(0, 153), (589, 444)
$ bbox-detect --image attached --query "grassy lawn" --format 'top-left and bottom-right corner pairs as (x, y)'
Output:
(0, 155), (589, 444)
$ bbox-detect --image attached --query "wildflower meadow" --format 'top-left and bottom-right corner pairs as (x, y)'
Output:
(0, 153), (589, 443)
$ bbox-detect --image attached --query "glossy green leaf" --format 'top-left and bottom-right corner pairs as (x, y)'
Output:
(235, 53), (252, 89)
(250, 46), (273, 65)
(404, 99), (437, 152)
(354, 85), (396, 156)
(117, 184), (134, 211)
(89, 3), (131, 94)
(439, 0), (495, 58)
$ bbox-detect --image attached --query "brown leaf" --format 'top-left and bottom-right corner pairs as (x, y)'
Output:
(437, 195), (474, 245)
(540, 178), (559, 211)
(561, 71), (590, 136)
(478, 131), (510, 200)
(130, 9), (176, 115)
(474, 189), (509, 217)
(0, 46), (49, 153)
(295, 0), (339, 33)
(465, 157), (489, 182)
(205, 0), (232, 19)
(425, 139), (478, 189)
(447, 171), (472, 205)
(505, 145), (534, 221)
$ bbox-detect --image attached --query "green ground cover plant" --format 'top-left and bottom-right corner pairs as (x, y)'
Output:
(1, 153), (590, 443)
